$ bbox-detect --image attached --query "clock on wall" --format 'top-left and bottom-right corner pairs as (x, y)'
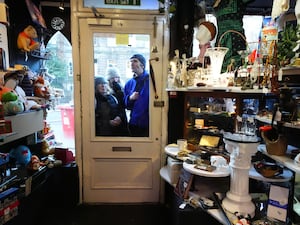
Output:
(51, 17), (65, 31)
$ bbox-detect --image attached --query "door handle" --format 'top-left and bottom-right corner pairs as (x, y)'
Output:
(112, 147), (132, 152)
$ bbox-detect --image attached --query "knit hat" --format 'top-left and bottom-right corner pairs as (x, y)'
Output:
(95, 76), (107, 86)
(106, 67), (120, 80)
(130, 54), (146, 68)
(199, 21), (216, 41)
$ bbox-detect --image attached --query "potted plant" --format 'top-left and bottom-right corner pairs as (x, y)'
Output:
(277, 24), (300, 67)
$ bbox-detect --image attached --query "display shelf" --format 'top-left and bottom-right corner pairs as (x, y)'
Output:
(174, 90), (276, 139)
(165, 144), (180, 157)
(164, 144), (191, 161)
(183, 162), (230, 177)
(0, 110), (44, 145)
(159, 166), (175, 187)
(258, 144), (300, 174)
(0, 132), (16, 142)
(249, 165), (294, 182)
(167, 87), (273, 94)
(255, 116), (300, 129)
(160, 166), (227, 225)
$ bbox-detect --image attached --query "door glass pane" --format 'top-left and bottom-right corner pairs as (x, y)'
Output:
(93, 33), (150, 137)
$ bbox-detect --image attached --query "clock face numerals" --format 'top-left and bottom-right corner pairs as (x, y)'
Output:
(51, 17), (65, 31)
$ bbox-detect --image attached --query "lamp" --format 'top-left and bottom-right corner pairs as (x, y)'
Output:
(59, 1), (64, 10)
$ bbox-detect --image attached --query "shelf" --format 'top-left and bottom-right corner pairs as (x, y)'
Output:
(0, 110), (44, 145)
(255, 116), (300, 129)
(258, 144), (300, 174)
(249, 165), (293, 182)
(159, 166), (227, 225)
(18, 50), (51, 60)
(183, 162), (230, 177)
(0, 132), (16, 142)
(164, 144), (191, 161)
(167, 87), (273, 94)
(159, 166), (176, 187)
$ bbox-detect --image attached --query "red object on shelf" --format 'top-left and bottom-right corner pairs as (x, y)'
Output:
(259, 125), (272, 132)
(55, 147), (75, 164)
(58, 105), (74, 138)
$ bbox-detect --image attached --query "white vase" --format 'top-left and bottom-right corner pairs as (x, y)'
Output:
(204, 47), (228, 86)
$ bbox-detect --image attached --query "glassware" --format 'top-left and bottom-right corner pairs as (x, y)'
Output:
(204, 47), (229, 86)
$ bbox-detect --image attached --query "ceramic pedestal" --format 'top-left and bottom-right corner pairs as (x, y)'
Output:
(222, 136), (260, 217)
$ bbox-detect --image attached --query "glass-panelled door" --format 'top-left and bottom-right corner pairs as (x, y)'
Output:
(79, 17), (165, 203)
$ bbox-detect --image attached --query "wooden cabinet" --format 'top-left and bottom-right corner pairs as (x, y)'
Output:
(168, 88), (276, 143)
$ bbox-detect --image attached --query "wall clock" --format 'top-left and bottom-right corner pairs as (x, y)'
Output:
(51, 17), (65, 31)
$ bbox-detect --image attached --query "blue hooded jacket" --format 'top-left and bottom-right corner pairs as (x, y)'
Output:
(124, 71), (149, 129)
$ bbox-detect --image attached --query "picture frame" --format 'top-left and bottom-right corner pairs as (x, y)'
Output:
(174, 169), (194, 200)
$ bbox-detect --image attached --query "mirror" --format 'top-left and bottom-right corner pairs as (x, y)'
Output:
(93, 33), (150, 137)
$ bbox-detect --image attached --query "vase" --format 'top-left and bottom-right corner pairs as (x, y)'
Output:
(204, 47), (228, 86)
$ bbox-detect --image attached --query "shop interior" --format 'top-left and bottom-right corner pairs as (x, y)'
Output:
(1, 0), (300, 225)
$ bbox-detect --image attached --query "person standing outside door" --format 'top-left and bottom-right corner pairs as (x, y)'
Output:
(124, 54), (149, 137)
(95, 77), (127, 136)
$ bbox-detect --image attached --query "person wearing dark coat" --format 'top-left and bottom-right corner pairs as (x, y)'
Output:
(95, 76), (128, 136)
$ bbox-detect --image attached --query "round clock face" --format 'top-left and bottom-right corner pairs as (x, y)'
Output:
(51, 17), (65, 31)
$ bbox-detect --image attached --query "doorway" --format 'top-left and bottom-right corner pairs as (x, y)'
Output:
(78, 17), (166, 203)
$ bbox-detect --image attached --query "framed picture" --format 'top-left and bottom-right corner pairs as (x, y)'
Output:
(174, 169), (194, 200)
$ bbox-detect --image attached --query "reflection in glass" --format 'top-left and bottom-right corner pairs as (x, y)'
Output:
(93, 33), (150, 137)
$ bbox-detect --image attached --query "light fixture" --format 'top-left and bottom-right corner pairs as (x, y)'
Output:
(59, 1), (64, 10)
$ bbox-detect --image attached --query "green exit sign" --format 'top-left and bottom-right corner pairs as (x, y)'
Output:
(104, 0), (141, 6)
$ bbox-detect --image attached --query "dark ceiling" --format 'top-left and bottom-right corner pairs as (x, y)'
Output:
(37, 0), (297, 16)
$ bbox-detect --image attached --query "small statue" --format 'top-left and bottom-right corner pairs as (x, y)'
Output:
(227, 59), (236, 72)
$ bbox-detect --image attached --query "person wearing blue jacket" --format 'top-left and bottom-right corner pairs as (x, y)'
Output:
(124, 54), (149, 137)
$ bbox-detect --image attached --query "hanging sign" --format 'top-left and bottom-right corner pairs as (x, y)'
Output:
(104, 0), (141, 6)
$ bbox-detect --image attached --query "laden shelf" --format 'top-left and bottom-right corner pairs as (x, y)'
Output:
(0, 110), (44, 145)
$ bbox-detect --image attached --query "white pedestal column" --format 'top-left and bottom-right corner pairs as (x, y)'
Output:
(222, 136), (260, 217)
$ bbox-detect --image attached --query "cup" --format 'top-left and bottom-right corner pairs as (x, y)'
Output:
(177, 139), (187, 151)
